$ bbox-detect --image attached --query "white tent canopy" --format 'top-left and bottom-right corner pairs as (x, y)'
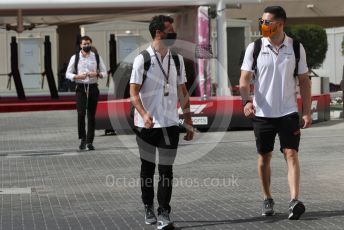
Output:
(0, 0), (261, 9)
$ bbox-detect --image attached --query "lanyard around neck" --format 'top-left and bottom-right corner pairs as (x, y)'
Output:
(153, 49), (170, 83)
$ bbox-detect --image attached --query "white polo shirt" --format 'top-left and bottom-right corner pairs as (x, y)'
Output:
(241, 35), (308, 118)
(130, 46), (187, 128)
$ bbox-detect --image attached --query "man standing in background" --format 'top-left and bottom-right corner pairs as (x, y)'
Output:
(66, 35), (107, 151)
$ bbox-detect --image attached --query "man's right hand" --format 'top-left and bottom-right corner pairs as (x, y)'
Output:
(243, 102), (256, 118)
(301, 114), (312, 129)
(143, 112), (154, 129)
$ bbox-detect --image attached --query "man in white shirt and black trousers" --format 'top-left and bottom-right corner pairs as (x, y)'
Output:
(66, 36), (107, 151)
(130, 15), (194, 230)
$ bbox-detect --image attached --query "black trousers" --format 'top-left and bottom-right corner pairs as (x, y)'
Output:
(136, 126), (180, 214)
(76, 83), (99, 144)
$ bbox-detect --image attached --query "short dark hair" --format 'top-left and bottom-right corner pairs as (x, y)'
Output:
(264, 6), (287, 22)
(149, 15), (174, 39)
(80, 35), (92, 44)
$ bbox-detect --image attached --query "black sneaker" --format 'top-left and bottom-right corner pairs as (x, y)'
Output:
(144, 205), (157, 225)
(86, 144), (95, 151)
(262, 198), (275, 216)
(288, 199), (305, 220)
(79, 140), (86, 150)
(157, 209), (174, 230)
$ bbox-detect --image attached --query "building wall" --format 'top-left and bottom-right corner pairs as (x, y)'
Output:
(317, 27), (344, 84)
(287, 17), (344, 29)
(0, 31), (8, 91)
(227, 0), (344, 31)
(80, 21), (152, 91)
(81, 14), (199, 92)
(0, 27), (58, 96)
(57, 23), (81, 70)
(226, 19), (252, 87)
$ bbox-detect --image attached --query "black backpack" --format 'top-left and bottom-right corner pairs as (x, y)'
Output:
(129, 49), (181, 119)
(251, 38), (300, 77)
(73, 51), (100, 74)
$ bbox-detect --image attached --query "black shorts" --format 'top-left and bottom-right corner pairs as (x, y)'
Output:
(252, 112), (301, 154)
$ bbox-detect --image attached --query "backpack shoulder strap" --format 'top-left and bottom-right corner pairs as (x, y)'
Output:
(95, 53), (100, 72)
(73, 52), (80, 74)
(293, 39), (300, 77)
(252, 38), (262, 72)
(130, 50), (151, 118)
(139, 50), (151, 89)
(170, 50), (181, 77)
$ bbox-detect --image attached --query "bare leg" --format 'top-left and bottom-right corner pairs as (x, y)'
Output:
(283, 149), (300, 200)
(258, 152), (273, 199)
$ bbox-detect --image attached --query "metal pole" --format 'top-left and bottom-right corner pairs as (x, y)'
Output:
(340, 65), (344, 118)
(216, 0), (231, 96)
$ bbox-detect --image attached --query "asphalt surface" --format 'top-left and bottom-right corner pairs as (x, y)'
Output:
(0, 110), (343, 230)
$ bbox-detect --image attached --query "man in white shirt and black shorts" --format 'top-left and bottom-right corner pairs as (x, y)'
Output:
(130, 15), (194, 230)
(240, 6), (311, 220)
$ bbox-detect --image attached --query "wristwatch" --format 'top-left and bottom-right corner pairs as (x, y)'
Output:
(242, 99), (252, 107)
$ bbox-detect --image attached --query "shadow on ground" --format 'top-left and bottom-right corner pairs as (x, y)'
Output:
(175, 209), (344, 229)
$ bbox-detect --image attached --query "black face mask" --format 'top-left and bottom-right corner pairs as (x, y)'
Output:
(162, 32), (177, 47)
(82, 46), (92, 53)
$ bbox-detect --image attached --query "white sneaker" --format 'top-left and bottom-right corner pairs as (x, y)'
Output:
(157, 210), (174, 230)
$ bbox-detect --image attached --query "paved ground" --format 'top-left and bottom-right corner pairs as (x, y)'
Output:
(0, 110), (344, 230)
